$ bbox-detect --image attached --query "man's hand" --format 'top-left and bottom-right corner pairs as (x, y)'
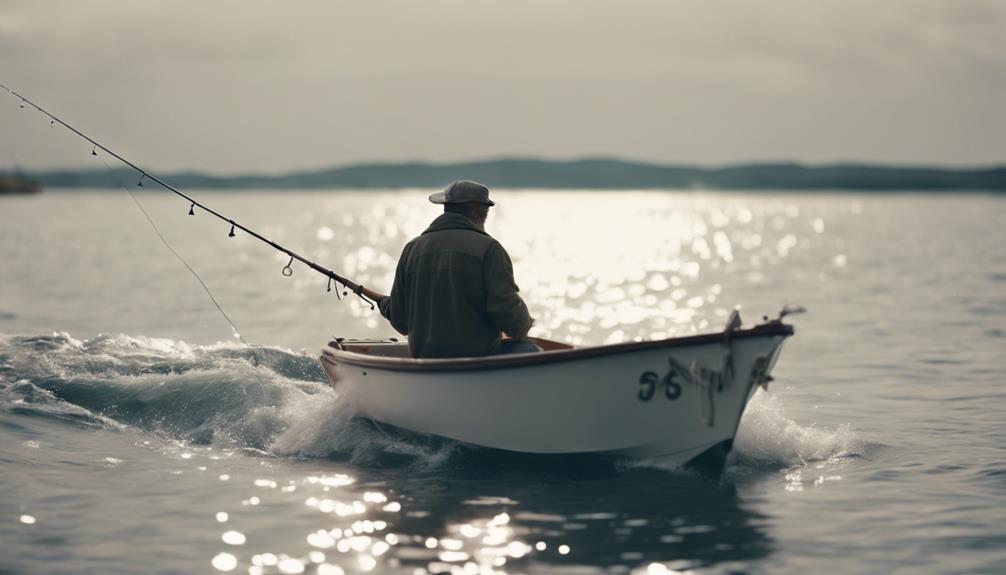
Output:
(359, 286), (388, 302)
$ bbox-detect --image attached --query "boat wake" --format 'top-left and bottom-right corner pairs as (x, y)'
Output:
(730, 393), (866, 470)
(0, 332), (460, 467)
(0, 332), (862, 474)
(616, 391), (865, 478)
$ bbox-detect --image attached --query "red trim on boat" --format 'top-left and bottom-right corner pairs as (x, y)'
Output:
(321, 322), (794, 373)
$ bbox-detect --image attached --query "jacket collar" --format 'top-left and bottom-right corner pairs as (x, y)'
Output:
(422, 212), (488, 236)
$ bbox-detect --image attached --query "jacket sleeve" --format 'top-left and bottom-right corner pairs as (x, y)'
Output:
(380, 243), (412, 336)
(483, 241), (533, 338)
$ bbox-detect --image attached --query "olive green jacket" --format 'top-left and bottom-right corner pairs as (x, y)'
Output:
(378, 212), (533, 358)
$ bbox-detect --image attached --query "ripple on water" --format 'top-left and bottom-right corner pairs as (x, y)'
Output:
(971, 464), (1006, 486)
(6, 192), (1005, 575)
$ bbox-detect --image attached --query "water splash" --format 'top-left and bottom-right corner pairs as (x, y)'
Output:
(268, 388), (462, 468)
(1, 333), (862, 476)
(0, 332), (461, 467)
(618, 391), (865, 477)
(731, 393), (865, 470)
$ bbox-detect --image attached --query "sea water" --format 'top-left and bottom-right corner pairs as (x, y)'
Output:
(1, 190), (1004, 574)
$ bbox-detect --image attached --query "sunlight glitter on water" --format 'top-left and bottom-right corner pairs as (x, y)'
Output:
(110, 367), (867, 575)
(316, 191), (811, 338)
(211, 552), (238, 571)
(9, 191), (1003, 574)
(473, 193), (812, 343)
(192, 463), (595, 575)
(210, 470), (404, 574)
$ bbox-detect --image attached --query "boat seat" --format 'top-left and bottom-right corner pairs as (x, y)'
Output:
(328, 336), (574, 357)
(329, 338), (411, 357)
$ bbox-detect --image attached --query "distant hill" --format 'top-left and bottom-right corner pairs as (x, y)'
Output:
(9, 158), (1006, 191)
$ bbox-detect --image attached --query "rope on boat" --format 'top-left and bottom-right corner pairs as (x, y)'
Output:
(1, 83), (379, 312)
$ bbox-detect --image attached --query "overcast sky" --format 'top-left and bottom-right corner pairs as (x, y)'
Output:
(2, 0), (1004, 173)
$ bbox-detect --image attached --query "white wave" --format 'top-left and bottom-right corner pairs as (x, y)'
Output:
(269, 388), (462, 468)
(731, 392), (864, 469)
(1, 332), (461, 467)
(617, 391), (865, 476)
(6, 332), (862, 473)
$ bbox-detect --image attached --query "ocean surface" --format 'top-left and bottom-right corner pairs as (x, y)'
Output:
(1, 189), (1004, 575)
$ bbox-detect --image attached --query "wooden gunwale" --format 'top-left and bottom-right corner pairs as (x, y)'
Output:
(321, 322), (794, 373)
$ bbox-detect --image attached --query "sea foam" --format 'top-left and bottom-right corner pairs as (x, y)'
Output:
(1, 332), (861, 474)
(730, 392), (865, 470)
(0, 332), (457, 467)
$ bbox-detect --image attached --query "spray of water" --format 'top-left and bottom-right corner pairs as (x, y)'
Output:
(0, 333), (862, 474)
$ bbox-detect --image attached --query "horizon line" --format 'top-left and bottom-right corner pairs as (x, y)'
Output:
(8, 155), (1006, 177)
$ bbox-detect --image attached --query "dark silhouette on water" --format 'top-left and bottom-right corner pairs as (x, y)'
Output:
(0, 173), (41, 194)
(376, 180), (538, 358)
(20, 158), (1006, 191)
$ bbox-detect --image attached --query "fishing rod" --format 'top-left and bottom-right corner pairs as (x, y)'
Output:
(2, 83), (386, 309)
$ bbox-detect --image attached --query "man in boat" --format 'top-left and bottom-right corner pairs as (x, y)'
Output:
(369, 180), (539, 358)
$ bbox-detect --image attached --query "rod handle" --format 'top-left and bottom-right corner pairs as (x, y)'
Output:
(358, 286), (387, 303)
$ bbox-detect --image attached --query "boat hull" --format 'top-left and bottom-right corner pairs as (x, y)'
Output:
(320, 324), (791, 470)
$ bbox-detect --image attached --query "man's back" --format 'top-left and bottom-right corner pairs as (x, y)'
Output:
(379, 212), (532, 358)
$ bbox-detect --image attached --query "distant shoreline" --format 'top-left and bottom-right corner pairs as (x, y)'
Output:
(7, 158), (1006, 191)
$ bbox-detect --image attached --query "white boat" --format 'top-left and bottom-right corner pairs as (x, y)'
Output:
(320, 310), (795, 474)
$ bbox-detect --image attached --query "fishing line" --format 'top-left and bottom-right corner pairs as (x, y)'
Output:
(94, 150), (247, 344)
(1, 83), (380, 311)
